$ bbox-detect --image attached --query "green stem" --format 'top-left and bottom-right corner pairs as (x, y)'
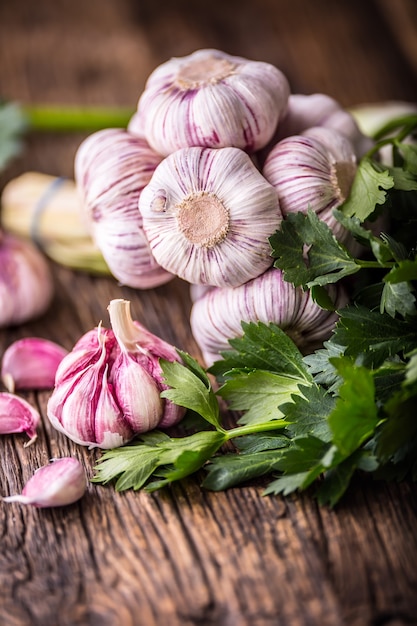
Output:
(225, 420), (289, 440)
(356, 260), (395, 269)
(22, 104), (135, 132)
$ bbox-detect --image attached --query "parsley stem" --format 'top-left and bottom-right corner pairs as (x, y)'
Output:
(225, 421), (289, 440)
(356, 259), (395, 269)
(22, 104), (134, 132)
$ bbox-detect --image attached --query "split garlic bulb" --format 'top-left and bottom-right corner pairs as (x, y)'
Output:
(262, 127), (357, 245)
(47, 299), (186, 449)
(74, 129), (174, 289)
(0, 231), (53, 328)
(276, 93), (374, 158)
(139, 146), (282, 287)
(134, 48), (290, 156)
(190, 267), (348, 367)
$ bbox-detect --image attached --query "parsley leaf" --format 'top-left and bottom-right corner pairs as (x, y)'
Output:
(270, 210), (359, 288)
(327, 357), (380, 457)
(333, 306), (417, 367)
(341, 158), (394, 221)
(217, 370), (304, 425)
(209, 321), (310, 381)
(92, 430), (227, 491)
(160, 354), (224, 432)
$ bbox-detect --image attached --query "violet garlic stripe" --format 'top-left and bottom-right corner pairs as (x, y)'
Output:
(139, 146), (282, 287)
(262, 126), (357, 246)
(47, 299), (185, 449)
(133, 48), (290, 156)
(190, 267), (348, 367)
(74, 129), (174, 289)
(2, 458), (87, 508)
(0, 230), (53, 328)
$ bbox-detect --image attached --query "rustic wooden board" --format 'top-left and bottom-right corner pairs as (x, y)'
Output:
(1, 1), (417, 625)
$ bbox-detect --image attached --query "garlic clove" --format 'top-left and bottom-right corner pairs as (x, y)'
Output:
(2, 457), (87, 508)
(0, 231), (53, 328)
(262, 127), (357, 247)
(107, 299), (186, 429)
(190, 267), (348, 367)
(0, 392), (40, 446)
(111, 351), (164, 433)
(136, 48), (290, 156)
(1, 337), (68, 392)
(74, 129), (174, 289)
(139, 146), (282, 287)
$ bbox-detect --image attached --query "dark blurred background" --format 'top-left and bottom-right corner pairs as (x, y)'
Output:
(1, 0), (416, 178)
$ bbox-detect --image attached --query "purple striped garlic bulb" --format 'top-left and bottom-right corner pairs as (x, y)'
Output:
(262, 127), (357, 246)
(190, 266), (348, 367)
(47, 299), (186, 449)
(74, 129), (174, 289)
(0, 231), (53, 328)
(275, 93), (373, 158)
(133, 48), (290, 156)
(139, 146), (282, 287)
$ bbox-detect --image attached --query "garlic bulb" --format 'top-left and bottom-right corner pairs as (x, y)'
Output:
(190, 266), (348, 367)
(276, 93), (374, 158)
(139, 146), (282, 287)
(134, 48), (290, 156)
(47, 299), (185, 449)
(262, 127), (357, 246)
(0, 231), (53, 328)
(74, 129), (174, 289)
(1, 337), (68, 392)
(2, 457), (86, 508)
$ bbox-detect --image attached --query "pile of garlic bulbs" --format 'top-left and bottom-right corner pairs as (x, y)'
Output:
(75, 48), (371, 365)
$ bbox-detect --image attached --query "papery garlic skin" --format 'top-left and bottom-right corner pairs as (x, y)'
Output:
(139, 146), (282, 287)
(2, 457), (86, 508)
(190, 267), (348, 367)
(1, 337), (68, 392)
(0, 231), (53, 328)
(0, 392), (40, 446)
(262, 127), (357, 245)
(135, 48), (290, 156)
(74, 129), (174, 289)
(276, 93), (374, 158)
(47, 300), (185, 449)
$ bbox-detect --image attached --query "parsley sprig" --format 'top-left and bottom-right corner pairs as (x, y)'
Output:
(93, 114), (417, 506)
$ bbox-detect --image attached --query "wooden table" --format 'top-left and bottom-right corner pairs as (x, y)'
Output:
(1, 1), (417, 624)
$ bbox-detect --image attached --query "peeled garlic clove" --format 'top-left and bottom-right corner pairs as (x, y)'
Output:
(3, 457), (86, 508)
(0, 392), (40, 446)
(262, 127), (357, 246)
(74, 129), (174, 289)
(136, 48), (290, 156)
(107, 299), (186, 429)
(190, 267), (348, 367)
(1, 337), (68, 392)
(0, 231), (53, 328)
(276, 93), (374, 158)
(139, 146), (282, 287)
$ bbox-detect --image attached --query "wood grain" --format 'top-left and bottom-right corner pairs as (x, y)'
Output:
(1, 2), (417, 625)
